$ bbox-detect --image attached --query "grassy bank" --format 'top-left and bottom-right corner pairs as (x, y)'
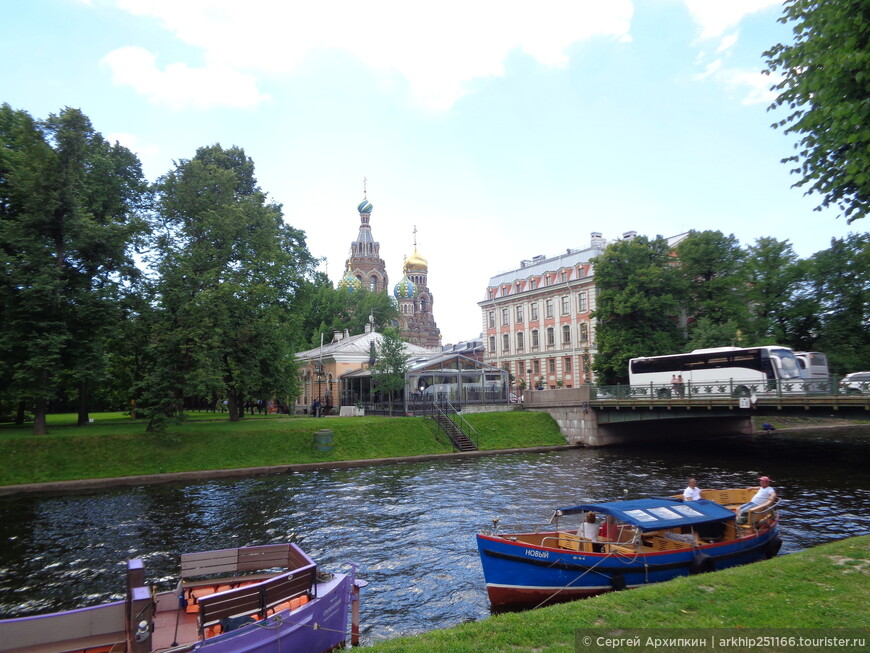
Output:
(368, 535), (870, 652)
(0, 410), (565, 486)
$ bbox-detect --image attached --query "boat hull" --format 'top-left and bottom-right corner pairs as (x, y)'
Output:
(190, 572), (352, 653)
(477, 526), (781, 609)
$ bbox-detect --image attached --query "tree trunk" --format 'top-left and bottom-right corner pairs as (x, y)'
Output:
(77, 381), (89, 426)
(33, 397), (48, 435)
(14, 400), (26, 425)
(227, 392), (241, 421)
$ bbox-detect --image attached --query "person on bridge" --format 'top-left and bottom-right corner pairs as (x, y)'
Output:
(737, 476), (777, 523)
(683, 477), (701, 501)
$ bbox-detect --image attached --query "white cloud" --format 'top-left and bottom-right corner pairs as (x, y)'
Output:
(101, 46), (269, 110)
(720, 68), (779, 106)
(683, 0), (782, 40)
(103, 0), (634, 111)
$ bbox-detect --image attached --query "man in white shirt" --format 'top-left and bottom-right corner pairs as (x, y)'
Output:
(683, 477), (701, 501)
(737, 476), (777, 522)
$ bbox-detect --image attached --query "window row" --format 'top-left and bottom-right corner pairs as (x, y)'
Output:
(489, 323), (591, 353)
(488, 292), (590, 327)
(515, 357), (576, 376)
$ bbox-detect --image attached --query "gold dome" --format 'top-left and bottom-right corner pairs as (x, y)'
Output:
(404, 247), (428, 272)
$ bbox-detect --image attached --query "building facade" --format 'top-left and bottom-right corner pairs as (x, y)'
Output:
(340, 191), (442, 349)
(344, 196), (389, 293)
(393, 227), (442, 348)
(479, 232), (610, 394)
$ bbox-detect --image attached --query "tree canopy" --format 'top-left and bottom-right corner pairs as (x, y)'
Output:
(0, 104), (148, 433)
(764, 0), (870, 222)
(140, 144), (316, 428)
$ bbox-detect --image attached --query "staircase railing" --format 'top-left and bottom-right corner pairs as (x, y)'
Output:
(431, 400), (479, 450)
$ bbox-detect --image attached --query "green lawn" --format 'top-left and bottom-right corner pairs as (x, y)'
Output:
(368, 535), (870, 652)
(0, 410), (565, 485)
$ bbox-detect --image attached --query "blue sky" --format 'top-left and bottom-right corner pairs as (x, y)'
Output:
(2, 0), (862, 344)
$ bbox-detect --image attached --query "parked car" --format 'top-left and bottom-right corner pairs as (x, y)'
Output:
(840, 371), (870, 395)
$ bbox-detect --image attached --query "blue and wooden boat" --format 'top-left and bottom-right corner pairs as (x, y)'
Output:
(0, 543), (365, 653)
(477, 488), (781, 609)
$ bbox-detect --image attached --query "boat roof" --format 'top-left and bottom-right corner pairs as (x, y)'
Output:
(557, 498), (736, 532)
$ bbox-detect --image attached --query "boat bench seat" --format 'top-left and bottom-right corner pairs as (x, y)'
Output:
(179, 544), (313, 615)
(197, 565), (316, 635)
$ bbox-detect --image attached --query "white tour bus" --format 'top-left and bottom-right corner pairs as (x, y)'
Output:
(628, 346), (803, 398)
(793, 351), (829, 380)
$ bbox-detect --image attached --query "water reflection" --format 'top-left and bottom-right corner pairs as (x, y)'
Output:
(0, 428), (868, 645)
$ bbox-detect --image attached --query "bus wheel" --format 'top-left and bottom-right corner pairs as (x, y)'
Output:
(732, 386), (751, 398)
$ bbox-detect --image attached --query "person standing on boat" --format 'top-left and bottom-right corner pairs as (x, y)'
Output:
(738, 476), (777, 521)
(683, 477), (701, 501)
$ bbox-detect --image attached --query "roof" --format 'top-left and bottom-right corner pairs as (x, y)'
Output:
(295, 330), (437, 360)
(557, 498), (735, 532)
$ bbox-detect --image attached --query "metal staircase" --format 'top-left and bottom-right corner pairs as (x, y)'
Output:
(429, 401), (479, 451)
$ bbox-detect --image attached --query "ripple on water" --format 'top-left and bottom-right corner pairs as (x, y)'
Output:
(0, 434), (868, 642)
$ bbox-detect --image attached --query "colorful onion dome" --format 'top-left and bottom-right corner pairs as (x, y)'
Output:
(393, 274), (416, 299)
(404, 247), (428, 272)
(338, 268), (362, 292)
(357, 199), (373, 214)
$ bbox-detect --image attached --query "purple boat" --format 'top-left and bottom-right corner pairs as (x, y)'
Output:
(0, 543), (364, 653)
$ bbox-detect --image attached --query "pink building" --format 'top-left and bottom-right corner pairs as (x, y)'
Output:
(479, 232), (611, 394)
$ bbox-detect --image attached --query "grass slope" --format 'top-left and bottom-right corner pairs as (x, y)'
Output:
(368, 535), (870, 652)
(0, 411), (564, 485)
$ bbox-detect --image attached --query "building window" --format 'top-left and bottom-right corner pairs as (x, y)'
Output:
(561, 270), (568, 283)
(561, 296), (570, 315)
(531, 329), (539, 347)
(530, 302), (538, 321)
(488, 311), (495, 328)
(516, 331), (524, 350)
(577, 292), (587, 313)
(489, 336), (495, 351)
(518, 360), (525, 375)
(530, 279), (537, 290)
(564, 357), (572, 372)
(502, 333), (510, 352)
(516, 305), (523, 323)
(533, 359), (540, 374)
(548, 358), (556, 373)
(545, 275), (552, 287)
(562, 324), (571, 345)
(547, 327), (555, 346)
(579, 323), (589, 342)
(501, 308), (509, 326)
(488, 289), (495, 300)
(515, 281), (522, 293)
(545, 299), (553, 318)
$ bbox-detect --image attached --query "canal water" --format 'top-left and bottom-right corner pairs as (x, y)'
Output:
(0, 427), (868, 646)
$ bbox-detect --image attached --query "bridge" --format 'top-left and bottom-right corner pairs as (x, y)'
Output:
(523, 385), (870, 447)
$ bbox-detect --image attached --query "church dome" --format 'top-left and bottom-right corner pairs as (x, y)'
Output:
(404, 247), (428, 272)
(357, 199), (373, 214)
(338, 268), (362, 292)
(393, 274), (416, 299)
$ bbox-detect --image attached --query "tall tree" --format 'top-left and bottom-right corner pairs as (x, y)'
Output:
(370, 328), (410, 416)
(0, 105), (147, 433)
(143, 144), (316, 427)
(804, 233), (870, 375)
(742, 237), (806, 345)
(676, 230), (749, 349)
(764, 0), (870, 222)
(296, 274), (400, 349)
(591, 236), (686, 385)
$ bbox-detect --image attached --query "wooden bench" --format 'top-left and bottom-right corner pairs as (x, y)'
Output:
(177, 544), (316, 629)
(197, 565), (316, 635)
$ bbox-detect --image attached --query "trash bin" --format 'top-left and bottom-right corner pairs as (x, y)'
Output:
(313, 429), (333, 452)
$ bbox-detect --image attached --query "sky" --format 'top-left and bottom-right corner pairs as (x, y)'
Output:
(2, 0), (863, 344)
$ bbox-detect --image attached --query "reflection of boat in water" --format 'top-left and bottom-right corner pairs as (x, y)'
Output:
(477, 488), (781, 609)
(0, 543), (364, 653)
